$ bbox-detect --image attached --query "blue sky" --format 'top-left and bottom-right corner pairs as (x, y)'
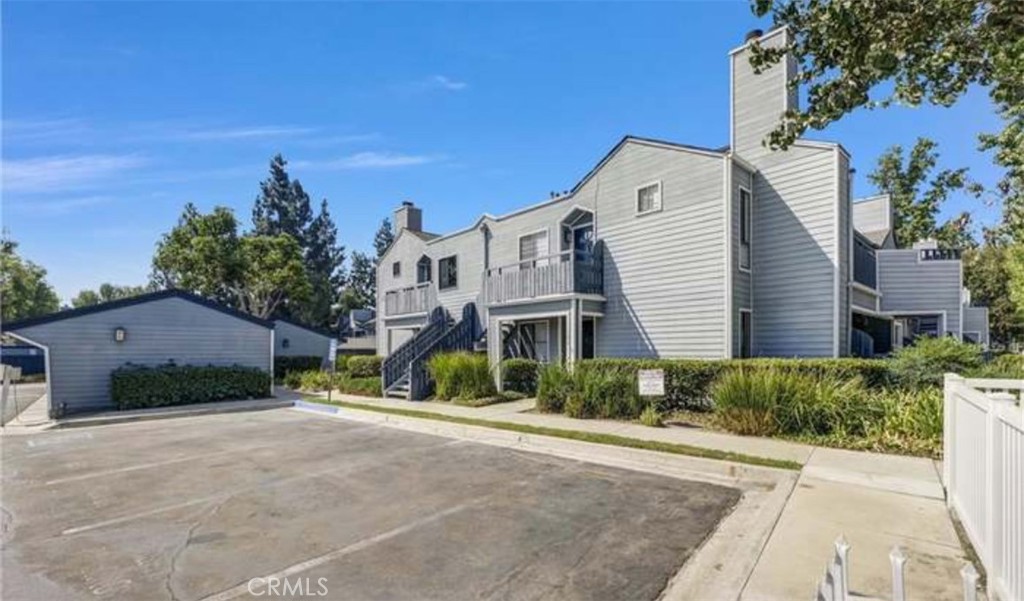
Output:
(2, 1), (1003, 303)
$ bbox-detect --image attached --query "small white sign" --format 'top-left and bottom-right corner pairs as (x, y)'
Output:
(638, 369), (665, 396)
(328, 339), (338, 364)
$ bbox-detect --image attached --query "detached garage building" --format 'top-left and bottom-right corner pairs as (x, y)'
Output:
(3, 289), (273, 417)
(273, 318), (335, 361)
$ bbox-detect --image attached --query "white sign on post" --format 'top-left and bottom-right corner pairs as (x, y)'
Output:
(328, 339), (338, 364)
(637, 369), (665, 396)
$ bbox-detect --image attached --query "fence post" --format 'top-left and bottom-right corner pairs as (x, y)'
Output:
(943, 373), (964, 502)
(834, 536), (850, 601)
(961, 563), (979, 601)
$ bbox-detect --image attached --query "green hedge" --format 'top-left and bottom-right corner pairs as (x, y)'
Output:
(111, 363), (271, 410)
(428, 352), (495, 400)
(502, 359), (539, 395)
(347, 355), (383, 378)
(284, 369), (380, 397)
(274, 355), (323, 380)
(574, 357), (891, 412)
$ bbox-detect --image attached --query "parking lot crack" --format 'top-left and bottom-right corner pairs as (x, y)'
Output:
(164, 495), (232, 601)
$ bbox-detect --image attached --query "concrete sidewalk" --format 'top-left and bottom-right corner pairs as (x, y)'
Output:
(305, 391), (971, 601)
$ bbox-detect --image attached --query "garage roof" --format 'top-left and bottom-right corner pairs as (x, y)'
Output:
(2, 289), (274, 332)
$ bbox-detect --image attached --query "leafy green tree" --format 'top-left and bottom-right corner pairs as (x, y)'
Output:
(373, 218), (395, 260)
(964, 244), (1024, 346)
(234, 234), (311, 319)
(748, 0), (1023, 239)
(0, 238), (59, 322)
(302, 199), (346, 327)
(347, 251), (376, 308)
(71, 283), (156, 308)
(867, 138), (983, 248)
(152, 204), (243, 304)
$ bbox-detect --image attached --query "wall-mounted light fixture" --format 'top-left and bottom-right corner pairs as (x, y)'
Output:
(114, 327), (127, 343)
(282, 338), (291, 349)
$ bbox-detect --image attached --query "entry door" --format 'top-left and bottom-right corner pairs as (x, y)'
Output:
(581, 318), (595, 359)
(573, 225), (595, 261)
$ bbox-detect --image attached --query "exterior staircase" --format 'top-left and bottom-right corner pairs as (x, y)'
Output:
(381, 303), (481, 400)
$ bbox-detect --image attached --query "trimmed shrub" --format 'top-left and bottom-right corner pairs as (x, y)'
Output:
(274, 355), (323, 380)
(347, 355), (383, 378)
(536, 364), (572, 413)
(502, 359), (540, 395)
(865, 387), (944, 456)
(428, 352), (495, 401)
(575, 357), (890, 412)
(971, 353), (1024, 379)
(335, 354), (352, 373)
(111, 363), (270, 410)
(889, 337), (983, 388)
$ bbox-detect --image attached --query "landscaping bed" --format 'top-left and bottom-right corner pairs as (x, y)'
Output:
(282, 355), (383, 397)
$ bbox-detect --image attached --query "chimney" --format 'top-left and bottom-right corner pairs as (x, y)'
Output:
(730, 27), (798, 162)
(394, 201), (422, 234)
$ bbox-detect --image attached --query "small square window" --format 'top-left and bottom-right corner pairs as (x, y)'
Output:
(392, 261), (401, 277)
(636, 182), (662, 215)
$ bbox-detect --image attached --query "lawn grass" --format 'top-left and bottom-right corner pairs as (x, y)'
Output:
(301, 395), (801, 471)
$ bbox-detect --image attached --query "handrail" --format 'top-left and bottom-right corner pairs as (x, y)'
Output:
(408, 304), (479, 400)
(483, 243), (603, 304)
(485, 249), (580, 275)
(383, 282), (436, 316)
(380, 306), (447, 392)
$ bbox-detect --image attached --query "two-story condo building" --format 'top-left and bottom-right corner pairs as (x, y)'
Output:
(375, 27), (989, 399)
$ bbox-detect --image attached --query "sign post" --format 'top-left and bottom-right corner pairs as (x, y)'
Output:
(327, 339), (338, 403)
(637, 369), (665, 397)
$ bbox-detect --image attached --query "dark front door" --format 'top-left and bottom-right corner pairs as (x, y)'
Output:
(573, 225), (595, 261)
(581, 317), (595, 359)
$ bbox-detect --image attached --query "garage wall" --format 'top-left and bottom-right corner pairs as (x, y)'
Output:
(274, 320), (332, 359)
(11, 296), (272, 415)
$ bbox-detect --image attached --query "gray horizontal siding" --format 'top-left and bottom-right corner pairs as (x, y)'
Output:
(752, 145), (839, 357)
(851, 287), (878, 312)
(731, 29), (794, 162)
(12, 297), (271, 414)
(592, 142), (727, 359)
(838, 152), (851, 356)
(878, 250), (963, 336)
(962, 306), (989, 346)
(274, 320), (331, 359)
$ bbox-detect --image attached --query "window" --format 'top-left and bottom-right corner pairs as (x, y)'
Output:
(416, 256), (432, 284)
(740, 187), (752, 270)
(740, 310), (752, 358)
(518, 230), (548, 268)
(636, 181), (662, 215)
(392, 261), (401, 277)
(439, 256), (458, 290)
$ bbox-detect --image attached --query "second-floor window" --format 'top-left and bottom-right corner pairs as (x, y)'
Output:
(636, 181), (662, 215)
(740, 187), (752, 270)
(416, 256), (432, 284)
(439, 255), (458, 290)
(519, 230), (547, 268)
(392, 261), (401, 277)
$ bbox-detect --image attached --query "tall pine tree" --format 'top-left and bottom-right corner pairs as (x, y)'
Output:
(251, 155), (344, 327)
(373, 218), (395, 259)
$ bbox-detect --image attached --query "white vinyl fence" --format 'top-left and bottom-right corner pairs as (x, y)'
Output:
(943, 374), (1024, 601)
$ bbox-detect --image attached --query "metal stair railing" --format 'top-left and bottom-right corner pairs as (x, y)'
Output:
(408, 303), (480, 400)
(381, 306), (448, 394)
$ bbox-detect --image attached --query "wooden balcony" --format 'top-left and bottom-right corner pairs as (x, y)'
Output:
(384, 282), (436, 317)
(483, 249), (603, 305)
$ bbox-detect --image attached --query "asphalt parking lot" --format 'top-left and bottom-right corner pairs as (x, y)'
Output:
(2, 408), (740, 601)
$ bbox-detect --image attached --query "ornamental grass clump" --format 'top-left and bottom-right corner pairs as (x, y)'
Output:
(536, 363), (572, 413)
(427, 352), (495, 401)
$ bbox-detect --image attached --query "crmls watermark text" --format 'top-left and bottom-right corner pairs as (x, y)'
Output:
(247, 577), (329, 597)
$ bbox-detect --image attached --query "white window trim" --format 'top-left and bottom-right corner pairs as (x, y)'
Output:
(517, 228), (550, 263)
(739, 185), (753, 274)
(438, 255), (458, 291)
(739, 308), (753, 358)
(635, 180), (663, 216)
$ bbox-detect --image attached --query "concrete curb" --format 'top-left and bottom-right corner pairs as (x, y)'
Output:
(48, 399), (295, 430)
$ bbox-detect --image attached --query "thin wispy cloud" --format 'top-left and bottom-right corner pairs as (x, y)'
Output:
(2, 118), (92, 144)
(430, 75), (468, 91)
(6, 195), (115, 216)
(294, 151), (443, 170)
(172, 125), (317, 141)
(2, 154), (148, 193)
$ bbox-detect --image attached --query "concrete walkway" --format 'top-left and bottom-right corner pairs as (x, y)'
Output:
(305, 391), (971, 601)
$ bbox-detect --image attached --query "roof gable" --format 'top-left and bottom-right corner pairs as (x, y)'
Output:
(2, 289), (273, 332)
(273, 317), (336, 339)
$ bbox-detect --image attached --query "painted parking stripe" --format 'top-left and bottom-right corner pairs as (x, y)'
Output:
(199, 502), (475, 601)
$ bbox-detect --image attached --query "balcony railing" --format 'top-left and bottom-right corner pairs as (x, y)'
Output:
(853, 238), (877, 289)
(483, 248), (603, 305)
(920, 248), (962, 261)
(384, 282), (436, 317)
